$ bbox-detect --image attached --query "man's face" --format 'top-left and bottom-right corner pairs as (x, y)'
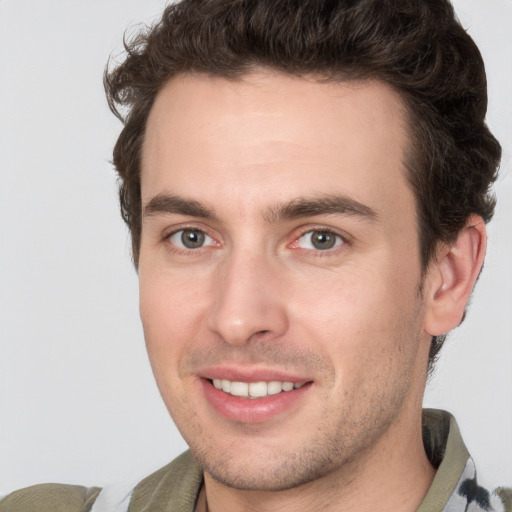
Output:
(139, 71), (432, 490)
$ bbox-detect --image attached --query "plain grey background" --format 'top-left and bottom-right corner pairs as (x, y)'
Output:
(1, 0), (511, 493)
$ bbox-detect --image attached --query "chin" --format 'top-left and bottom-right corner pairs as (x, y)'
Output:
(186, 425), (364, 492)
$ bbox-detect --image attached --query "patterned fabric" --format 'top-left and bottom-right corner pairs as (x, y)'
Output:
(443, 458), (505, 512)
(1, 410), (510, 511)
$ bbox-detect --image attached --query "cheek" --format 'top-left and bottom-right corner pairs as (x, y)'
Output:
(288, 259), (422, 372)
(138, 271), (211, 422)
(290, 263), (400, 329)
(139, 269), (210, 374)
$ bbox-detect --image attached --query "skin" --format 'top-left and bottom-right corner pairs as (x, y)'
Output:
(138, 71), (485, 512)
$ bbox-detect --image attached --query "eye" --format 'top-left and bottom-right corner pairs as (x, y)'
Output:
(296, 230), (344, 251)
(168, 229), (215, 250)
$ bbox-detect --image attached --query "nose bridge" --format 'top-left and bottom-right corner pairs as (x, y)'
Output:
(207, 245), (288, 345)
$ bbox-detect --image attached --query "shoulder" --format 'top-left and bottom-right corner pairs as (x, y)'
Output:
(496, 487), (512, 512)
(128, 450), (203, 511)
(0, 451), (202, 512)
(0, 483), (101, 512)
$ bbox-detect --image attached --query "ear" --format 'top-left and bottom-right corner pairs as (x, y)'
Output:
(423, 215), (487, 337)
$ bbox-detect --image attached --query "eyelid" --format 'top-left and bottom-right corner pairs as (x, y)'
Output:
(288, 225), (350, 251)
(163, 224), (221, 251)
(161, 223), (350, 253)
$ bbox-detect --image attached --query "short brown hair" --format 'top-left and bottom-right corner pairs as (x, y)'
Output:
(105, 0), (501, 367)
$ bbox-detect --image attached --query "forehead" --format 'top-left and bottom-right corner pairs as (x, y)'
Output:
(141, 71), (412, 220)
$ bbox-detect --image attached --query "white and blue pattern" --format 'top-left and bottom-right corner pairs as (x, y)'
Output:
(443, 458), (505, 512)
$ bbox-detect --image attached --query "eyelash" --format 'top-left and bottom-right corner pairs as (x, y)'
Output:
(163, 226), (349, 255)
(165, 226), (218, 253)
(290, 227), (348, 255)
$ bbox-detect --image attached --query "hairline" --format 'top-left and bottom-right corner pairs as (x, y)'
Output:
(138, 68), (429, 266)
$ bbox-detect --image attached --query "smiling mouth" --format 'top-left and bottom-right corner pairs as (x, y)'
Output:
(209, 379), (306, 399)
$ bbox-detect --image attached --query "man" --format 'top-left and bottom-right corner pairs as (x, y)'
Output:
(1, 0), (510, 511)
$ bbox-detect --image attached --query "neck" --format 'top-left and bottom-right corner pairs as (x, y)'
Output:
(200, 409), (435, 512)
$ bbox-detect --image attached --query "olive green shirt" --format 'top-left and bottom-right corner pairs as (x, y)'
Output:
(1, 409), (510, 512)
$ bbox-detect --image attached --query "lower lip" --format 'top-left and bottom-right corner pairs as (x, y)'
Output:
(201, 379), (311, 424)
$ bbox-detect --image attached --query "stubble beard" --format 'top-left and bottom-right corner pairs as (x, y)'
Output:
(166, 303), (424, 493)
(177, 373), (410, 492)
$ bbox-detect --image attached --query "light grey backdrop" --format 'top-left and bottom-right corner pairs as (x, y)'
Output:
(1, 0), (511, 493)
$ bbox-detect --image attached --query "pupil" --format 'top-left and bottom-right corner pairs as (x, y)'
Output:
(312, 232), (335, 250)
(182, 230), (205, 249)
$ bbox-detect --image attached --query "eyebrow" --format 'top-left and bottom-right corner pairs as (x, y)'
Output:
(142, 193), (378, 223)
(264, 194), (379, 223)
(143, 194), (216, 219)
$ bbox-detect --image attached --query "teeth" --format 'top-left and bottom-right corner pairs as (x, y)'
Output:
(282, 382), (294, 392)
(230, 381), (249, 397)
(249, 381), (267, 398)
(267, 381), (282, 395)
(211, 379), (305, 398)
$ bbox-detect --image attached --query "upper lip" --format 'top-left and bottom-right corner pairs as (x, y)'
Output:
(197, 365), (312, 383)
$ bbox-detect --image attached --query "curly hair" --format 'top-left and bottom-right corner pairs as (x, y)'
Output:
(104, 0), (501, 369)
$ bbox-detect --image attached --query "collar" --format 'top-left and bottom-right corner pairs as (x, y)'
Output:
(128, 409), (504, 512)
(419, 409), (504, 512)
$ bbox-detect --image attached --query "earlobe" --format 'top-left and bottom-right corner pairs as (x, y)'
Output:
(424, 215), (487, 336)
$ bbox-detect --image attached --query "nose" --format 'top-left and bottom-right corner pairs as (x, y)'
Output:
(206, 250), (289, 346)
